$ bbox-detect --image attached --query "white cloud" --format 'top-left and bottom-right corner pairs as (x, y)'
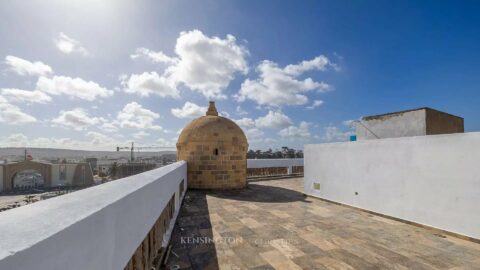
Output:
(156, 137), (176, 147)
(130, 47), (178, 64)
(51, 108), (104, 131)
(55, 32), (88, 55)
(306, 100), (324, 110)
(168, 30), (248, 98)
(99, 122), (118, 133)
(219, 111), (230, 118)
(171, 101), (206, 119)
(236, 56), (333, 106)
(245, 128), (264, 142)
(323, 126), (354, 142)
(4, 55), (53, 76)
(125, 30), (248, 99)
(123, 71), (179, 98)
(236, 106), (248, 116)
(133, 130), (150, 139)
(0, 99), (37, 124)
(255, 111), (292, 129)
(36, 75), (113, 101)
(0, 132), (123, 151)
(0, 88), (52, 104)
(234, 117), (255, 129)
(284, 55), (331, 75)
(279, 121), (312, 140)
(117, 102), (161, 130)
(85, 131), (116, 145)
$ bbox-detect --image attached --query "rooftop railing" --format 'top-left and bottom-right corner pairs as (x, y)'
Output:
(247, 158), (304, 179)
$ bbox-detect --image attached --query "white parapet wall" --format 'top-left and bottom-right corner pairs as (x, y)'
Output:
(247, 158), (303, 174)
(305, 132), (480, 240)
(0, 161), (187, 270)
(247, 158), (303, 168)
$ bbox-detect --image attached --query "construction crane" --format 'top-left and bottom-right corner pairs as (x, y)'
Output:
(116, 142), (175, 162)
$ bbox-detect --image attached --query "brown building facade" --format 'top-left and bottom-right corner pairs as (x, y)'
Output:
(0, 160), (94, 192)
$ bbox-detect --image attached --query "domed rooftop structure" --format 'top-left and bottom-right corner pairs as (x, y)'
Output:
(177, 101), (248, 189)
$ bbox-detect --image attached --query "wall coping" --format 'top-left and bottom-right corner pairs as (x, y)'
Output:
(305, 131), (480, 147)
(0, 161), (186, 261)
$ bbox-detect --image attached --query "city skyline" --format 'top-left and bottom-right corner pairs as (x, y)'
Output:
(1, 0), (479, 150)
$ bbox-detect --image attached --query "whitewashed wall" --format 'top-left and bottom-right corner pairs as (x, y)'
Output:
(247, 158), (303, 169)
(305, 132), (480, 239)
(0, 161), (187, 270)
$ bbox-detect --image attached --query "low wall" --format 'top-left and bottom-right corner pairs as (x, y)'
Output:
(305, 132), (480, 240)
(0, 161), (187, 270)
(247, 158), (303, 168)
(247, 158), (303, 178)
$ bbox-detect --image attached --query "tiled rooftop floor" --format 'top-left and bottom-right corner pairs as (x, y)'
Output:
(165, 178), (480, 270)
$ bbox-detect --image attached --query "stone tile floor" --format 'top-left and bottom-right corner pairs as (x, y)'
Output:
(165, 178), (480, 270)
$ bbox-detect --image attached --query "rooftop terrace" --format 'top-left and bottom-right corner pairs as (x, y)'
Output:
(166, 177), (480, 270)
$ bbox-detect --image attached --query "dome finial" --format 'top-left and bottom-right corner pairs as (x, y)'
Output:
(206, 101), (218, 116)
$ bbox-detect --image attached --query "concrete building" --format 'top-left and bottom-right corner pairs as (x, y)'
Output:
(355, 107), (464, 140)
(0, 160), (94, 192)
(176, 101), (248, 189)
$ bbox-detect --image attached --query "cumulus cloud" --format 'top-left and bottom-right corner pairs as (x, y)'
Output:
(236, 55), (334, 106)
(85, 131), (116, 146)
(234, 117), (255, 129)
(130, 47), (178, 64)
(4, 55), (53, 76)
(0, 132), (122, 150)
(55, 32), (88, 55)
(171, 101), (207, 119)
(51, 108), (104, 131)
(236, 106), (248, 116)
(117, 102), (161, 130)
(0, 88), (52, 104)
(306, 100), (324, 110)
(245, 128), (264, 142)
(254, 111), (292, 129)
(125, 30), (248, 99)
(36, 75), (113, 101)
(279, 121), (312, 140)
(234, 111), (292, 130)
(156, 137), (176, 147)
(122, 72), (179, 98)
(0, 98), (37, 124)
(284, 55), (332, 75)
(133, 130), (150, 139)
(99, 122), (118, 133)
(168, 30), (248, 98)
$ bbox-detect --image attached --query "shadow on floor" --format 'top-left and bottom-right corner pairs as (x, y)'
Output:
(164, 190), (219, 270)
(208, 182), (309, 203)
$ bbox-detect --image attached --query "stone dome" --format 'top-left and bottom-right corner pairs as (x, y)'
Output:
(177, 101), (248, 189)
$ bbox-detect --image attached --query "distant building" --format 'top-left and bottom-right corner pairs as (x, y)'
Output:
(0, 160), (94, 192)
(355, 107), (464, 140)
(85, 158), (98, 174)
(113, 163), (157, 179)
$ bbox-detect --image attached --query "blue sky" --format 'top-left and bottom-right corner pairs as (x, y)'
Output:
(0, 0), (479, 150)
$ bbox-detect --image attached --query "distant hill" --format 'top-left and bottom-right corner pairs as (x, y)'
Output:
(0, 147), (176, 162)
